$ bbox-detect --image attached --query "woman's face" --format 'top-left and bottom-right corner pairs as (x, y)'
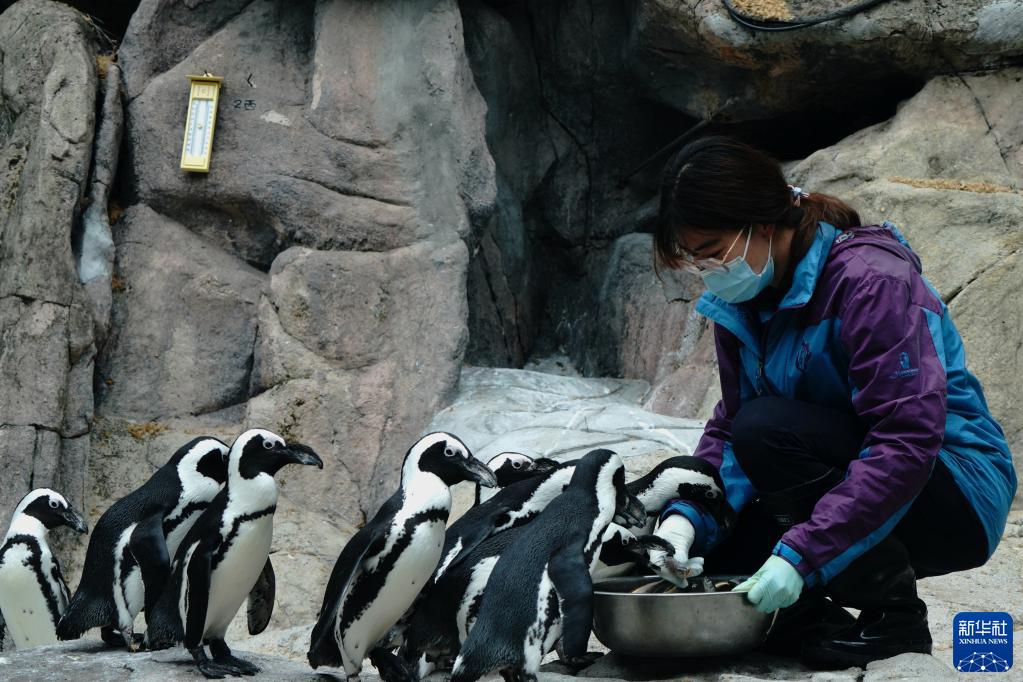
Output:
(677, 224), (774, 275)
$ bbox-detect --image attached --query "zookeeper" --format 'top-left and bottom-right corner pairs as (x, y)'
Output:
(648, 135), (1017, 669)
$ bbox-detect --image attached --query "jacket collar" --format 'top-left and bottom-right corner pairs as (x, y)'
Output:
(695, 221), (839, 352)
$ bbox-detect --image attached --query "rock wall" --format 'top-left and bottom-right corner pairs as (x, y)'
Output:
(98, 0), (495, 528)
(0, 1), (98, 540)
(2, 0), (1022, 644)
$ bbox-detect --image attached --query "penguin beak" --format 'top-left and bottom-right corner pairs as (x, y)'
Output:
(283, 442), (324, 469)
(461, 457), (499, 488)
(62, 505), (89, 535)
(614, 492), (646, 528)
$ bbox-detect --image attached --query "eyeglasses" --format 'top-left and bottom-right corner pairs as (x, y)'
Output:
(674, 224), (751, 275)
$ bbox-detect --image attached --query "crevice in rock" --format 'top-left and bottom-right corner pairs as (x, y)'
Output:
(953, 72), (1018, 189)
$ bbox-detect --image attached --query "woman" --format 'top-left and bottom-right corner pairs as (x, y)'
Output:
(649, 136), (1016, 669)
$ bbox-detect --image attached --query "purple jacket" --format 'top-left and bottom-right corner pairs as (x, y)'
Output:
(662, 220), (1015, 588)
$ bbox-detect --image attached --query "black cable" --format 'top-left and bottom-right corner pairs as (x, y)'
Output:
(721, 0), (895, 32)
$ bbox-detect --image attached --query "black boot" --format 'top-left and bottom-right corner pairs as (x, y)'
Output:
(802, 534), (932, 669)
(755, 468), (853, 658)
(758, 586), (857, 657)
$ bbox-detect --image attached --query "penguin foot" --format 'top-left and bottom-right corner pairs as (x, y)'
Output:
(100, 626), (146, 651)
(369, 646), (417, 682)
(560, 652), (603, 669)
(210, 656), (258, 676)
(209, 639), (261, 675)
(191, 648), (239, 679)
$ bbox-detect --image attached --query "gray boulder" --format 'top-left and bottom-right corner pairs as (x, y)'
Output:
(96, 205), (267, 421)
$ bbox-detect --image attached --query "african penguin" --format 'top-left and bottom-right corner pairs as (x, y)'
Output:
(593, 456), (732, 580)
(436, 458), (576, 581)
(450, 449), (645, 682)
(145, 429), (322, 678)
(307, 432), (498, 681)
(0, 489), (88, 650)
(57, 436), (230, 649)
(474, 453), (558, 505)
(398, 459), (578, 677)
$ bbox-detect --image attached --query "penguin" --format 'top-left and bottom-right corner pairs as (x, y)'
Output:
(57, 436), (230, 648)
(591, 524), (675, 581)
(144, 428), (322, 678)
(396, 459), (578, 677)
(400, 455), (652, 677)
(307, 432), (498, 681)
(0, 489), (88, 650)
(435, 458), (577, 581)
(593, 455), (733, 580)
(450, 449), (645, 682)
(474, 453), (558, 505)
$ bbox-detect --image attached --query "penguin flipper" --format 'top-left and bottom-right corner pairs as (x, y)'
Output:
(0, 604), (8, 651)
(182, 543), (214, 650)
(247, 558), (275, 635)
(129, 514), (171, 615)
(308, 518), (389, 668)
(548, 542), (593, 661)
(50, 556), (72, 613)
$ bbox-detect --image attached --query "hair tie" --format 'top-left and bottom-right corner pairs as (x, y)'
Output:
(787, 184), (810, 207)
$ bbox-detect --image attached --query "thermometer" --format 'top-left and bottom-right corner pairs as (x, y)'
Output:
(180, 74), (223, 173)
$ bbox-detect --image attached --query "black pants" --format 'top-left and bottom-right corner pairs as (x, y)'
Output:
(702, 397), (989, 580)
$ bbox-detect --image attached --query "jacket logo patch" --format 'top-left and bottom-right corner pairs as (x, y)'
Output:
(890, 351), (921, 379)
(796, 342), (812, 373)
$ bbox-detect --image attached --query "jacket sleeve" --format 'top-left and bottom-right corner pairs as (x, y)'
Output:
(660, 322), (756, 556)
(770, 274), (947, 588)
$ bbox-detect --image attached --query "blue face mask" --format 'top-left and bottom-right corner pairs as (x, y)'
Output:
(700, 226), (774, 303)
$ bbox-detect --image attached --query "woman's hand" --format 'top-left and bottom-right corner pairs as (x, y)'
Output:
(648, 514), (705, 588)
(731, 555), (803, 612)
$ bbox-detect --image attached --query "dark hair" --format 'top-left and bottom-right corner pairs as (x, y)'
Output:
(653, 135), (860, 273)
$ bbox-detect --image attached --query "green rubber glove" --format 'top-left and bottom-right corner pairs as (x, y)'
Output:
(731, 554), (804, 613)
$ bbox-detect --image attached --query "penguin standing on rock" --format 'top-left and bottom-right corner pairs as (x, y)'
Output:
(451, 449), (644, 682)
(398, 460), (578, 676)
(145, 428), (323, 678)
(57, 437), (230, 648)
(0, 489), (89, 650)
(307, 432), (498, 681)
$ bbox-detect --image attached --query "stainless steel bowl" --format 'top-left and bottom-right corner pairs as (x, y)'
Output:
(592, 575), (778, 657)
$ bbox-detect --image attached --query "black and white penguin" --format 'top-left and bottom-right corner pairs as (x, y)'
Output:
(307, 432), (498, 681)
(593, 455), (732, 580)
(57, 436), (230, 648)
(0, 489), (88, 650)
(397, 459), (578, 677)
(474, 453), (558, 505)
(144, 428), (322, 678)
(436, 458), (576, 581)
(450, 449), (644, 682)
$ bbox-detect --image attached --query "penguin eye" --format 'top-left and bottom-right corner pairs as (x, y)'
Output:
(48, 499), (59, 509)
(511, 460), (522, 469)
(263, 439), (275, 450)
(444, 446), (456, 458)
(705, 489), (719, 499)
